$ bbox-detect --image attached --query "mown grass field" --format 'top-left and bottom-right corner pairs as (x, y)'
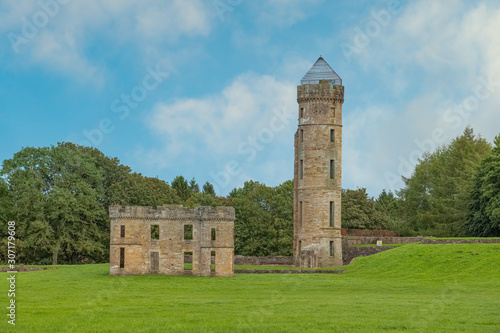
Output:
(1, 243), (500, 332)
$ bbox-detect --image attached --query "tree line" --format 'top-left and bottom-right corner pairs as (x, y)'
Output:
(0, 127), (499, 264)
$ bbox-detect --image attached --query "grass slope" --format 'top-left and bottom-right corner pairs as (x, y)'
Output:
(1, 243), (500, 332)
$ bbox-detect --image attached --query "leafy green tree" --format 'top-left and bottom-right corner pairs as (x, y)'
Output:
(1, 143), (182, 264)
(398, 127), (491, 236)
(1, 144), (107, 264)
(342, 188), (388, 229)
(374, 190), (411, 235)
(230, 180), (293, 256)
(465, 135), (500, 236)
(109, 173), (180, 207)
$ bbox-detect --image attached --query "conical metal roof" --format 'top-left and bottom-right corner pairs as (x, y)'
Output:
(300, 56), (342, 85)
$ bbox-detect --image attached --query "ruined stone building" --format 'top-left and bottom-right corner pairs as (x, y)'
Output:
(294, 56), (344, 268)
(109, 205), (235, 277)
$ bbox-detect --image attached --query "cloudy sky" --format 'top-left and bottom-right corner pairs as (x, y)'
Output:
(1, 0), (499, 196)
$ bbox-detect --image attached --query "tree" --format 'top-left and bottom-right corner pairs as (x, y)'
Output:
(1, 143), (183, 265)
(1, 144), (107, 264)
(171, 176), (190, 202)
(398, 127), (491, 236)
(342, 188), (388, 229)
(465, 135), (500, 236)
(202, 181), (215, 195)
(189, 178), (200, 194)
(374, 189), (410, 235)
(230, 180), (293, 256)
(109, 173), (180, 207)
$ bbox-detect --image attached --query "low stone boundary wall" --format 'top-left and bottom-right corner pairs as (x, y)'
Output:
(0, 266), (57, 272)
(234, 256), (294, 266)
(342, 229), (400, 237)
(342, 246), (396, 265)
(422, 238), (500, 244)
(344, 236), (423, 247)
(235, 269), (343, 274)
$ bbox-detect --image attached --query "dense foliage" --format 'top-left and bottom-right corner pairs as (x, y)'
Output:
(464, 136), (500, 236)
(229, 180), (293, 256)
(341, 188), (388, 229)
(0, 143), (181, 264)
(395, 127), (491, 236)
(1, 126), (499, 263)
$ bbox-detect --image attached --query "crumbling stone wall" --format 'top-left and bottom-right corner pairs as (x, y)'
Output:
(109, 205), (235, 277)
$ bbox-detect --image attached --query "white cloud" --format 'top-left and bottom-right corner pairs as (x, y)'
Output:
(337, 0), (500, 196)
(0, 0), (212, 78)
(140, 72), (297, 192)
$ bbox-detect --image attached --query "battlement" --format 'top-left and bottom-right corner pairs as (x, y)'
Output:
(297, 81), (344, 103)
(109, 205), (235, 221)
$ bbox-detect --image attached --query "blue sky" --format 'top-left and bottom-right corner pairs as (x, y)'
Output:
(1, 0), (500, 196)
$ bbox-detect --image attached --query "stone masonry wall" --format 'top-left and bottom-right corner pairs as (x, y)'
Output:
(294, 81), (344, 268)
(109, 205), (235, 277)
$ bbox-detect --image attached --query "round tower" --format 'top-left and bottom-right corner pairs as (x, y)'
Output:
(294, 56), (344, 268)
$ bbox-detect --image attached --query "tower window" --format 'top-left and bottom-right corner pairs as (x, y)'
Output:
(299, 201), (303, 227)
(331, 107), (336, 118)
(330, 129), (335, 142)
(120, 225), (125, 238)
(330, 160), (335, 179)
(119, 247), (125, 268)
(330, 241), (334, 256)
(300, 129), (304, 143)
(211, 228), (216, 241)
(329, 201), (334, 227)
(300, 160), (304, 179)
(299, 241), (302, 252)
(300, 107), (304, 118)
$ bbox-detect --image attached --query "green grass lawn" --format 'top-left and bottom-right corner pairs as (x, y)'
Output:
(183, 263), (345, 270)
(425, 237), (500, 240)
(354, 243), (409, 247)
(1, 243), (500, 332)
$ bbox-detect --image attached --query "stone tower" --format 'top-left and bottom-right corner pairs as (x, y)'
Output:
(293, 56), (344, 268)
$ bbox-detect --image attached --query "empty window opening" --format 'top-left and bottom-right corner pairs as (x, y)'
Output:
(300, 129), (304, 143)
(330, 129), (335, 142)
(300, 107), (304, 118)
(299, 241), (302, 252)
(330, 201), (334, 227)
(119, 247), (125, 268)
(120, 225), (125, 238)
(330, 160), (335, 179)
(330, 241), (334, 256)
(299, 201), (303, 228)
(151, 252), (159, 272)
(184, 251), (193, 270)
(184, 224), (193, 240)
(211, 251), (216, 271)
(300, 160), (304, 179)
(211, 228), (216, 241)
(151, 225), (159, 240)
